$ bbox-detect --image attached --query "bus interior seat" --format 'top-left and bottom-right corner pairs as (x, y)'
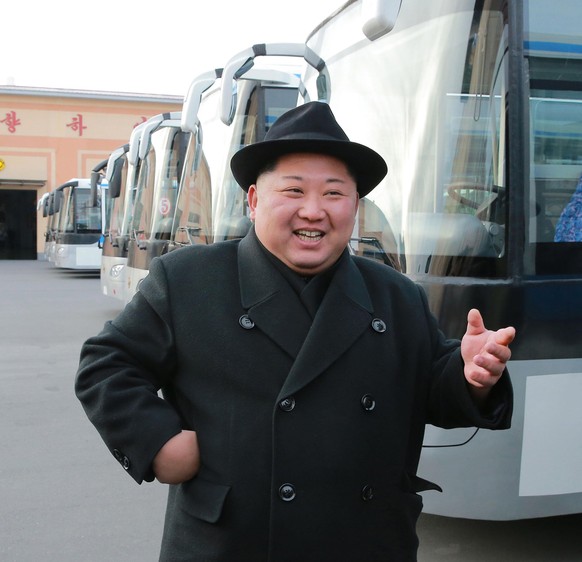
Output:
(353, 197), (401, 270)
(156, 218), (173, 240)
(216, 215), (252, 241)
(403, 212), (497, 274)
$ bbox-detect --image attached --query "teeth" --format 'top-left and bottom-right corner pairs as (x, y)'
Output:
(296, 230), (323, 241)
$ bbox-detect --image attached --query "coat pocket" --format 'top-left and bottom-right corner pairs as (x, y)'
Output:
(176, 476), (231, 523)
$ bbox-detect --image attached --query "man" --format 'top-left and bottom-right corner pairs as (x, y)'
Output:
(76, 102), (515, 561)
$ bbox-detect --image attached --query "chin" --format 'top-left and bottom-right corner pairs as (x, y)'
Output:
(289, 262), (328, 276)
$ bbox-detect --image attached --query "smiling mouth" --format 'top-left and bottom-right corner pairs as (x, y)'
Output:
(295, 229), (324, 242)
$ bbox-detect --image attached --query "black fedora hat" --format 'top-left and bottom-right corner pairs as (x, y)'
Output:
(230, 101), (387, 198)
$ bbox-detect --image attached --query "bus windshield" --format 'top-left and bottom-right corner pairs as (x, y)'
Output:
(213, 84), (299, 242)
(107, 152), (129, 239)
(57, 186), (100, 234)
(131, 126), (182, 242)
(305, 0), (582, 278)
(306, 1), (510, 277)
(75, 189), (102, 233)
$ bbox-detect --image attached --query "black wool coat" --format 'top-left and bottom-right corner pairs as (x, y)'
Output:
(76, 229), (512, 562)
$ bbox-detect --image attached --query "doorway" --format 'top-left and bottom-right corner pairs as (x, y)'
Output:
(0, 190), (37, 259)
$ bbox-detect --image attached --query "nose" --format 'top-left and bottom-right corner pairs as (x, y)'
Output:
(297, 194), (326, 221)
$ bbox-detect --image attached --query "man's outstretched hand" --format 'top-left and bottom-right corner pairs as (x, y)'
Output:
(461, 308), (515, 404)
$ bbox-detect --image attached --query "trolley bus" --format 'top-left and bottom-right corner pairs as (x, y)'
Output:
(299, 0), (582, 520)
(53, 178), (104, 270)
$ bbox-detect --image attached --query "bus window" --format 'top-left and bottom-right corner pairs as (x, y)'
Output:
(76, 189), (102, 233)
(525, 4), (582, 275)
(399, 4), (509, 277)
(214, 84), (298, 242)
(171, 139), (213, 248)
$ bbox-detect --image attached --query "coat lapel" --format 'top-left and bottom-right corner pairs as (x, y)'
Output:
(238, 230), (312, 359)
(239, 231), (376, 398)
(277, 254), (374, 400)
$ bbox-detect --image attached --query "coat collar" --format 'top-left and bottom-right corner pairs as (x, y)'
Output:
(238, 229), (374, 397)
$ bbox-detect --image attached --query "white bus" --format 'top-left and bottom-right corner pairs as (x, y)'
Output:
(169, 42), (329, 254)
(53, 178), (104, 270)
(99, 122), (149, 301)
(299, 0), (582, 520)
(99, 143), (130, 299)
(125, 45), (326, 301)
(124, 112), (186, 302)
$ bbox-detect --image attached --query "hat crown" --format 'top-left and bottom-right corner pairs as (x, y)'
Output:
(230, 101), (387, 197)
(265, 102), (350, 143)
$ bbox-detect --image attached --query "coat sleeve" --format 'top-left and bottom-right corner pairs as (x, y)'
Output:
(75, 257), (183, 483)
(418, 285), (513, 430)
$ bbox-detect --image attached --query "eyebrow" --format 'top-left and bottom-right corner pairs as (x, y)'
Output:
(280, 175), (348, 184)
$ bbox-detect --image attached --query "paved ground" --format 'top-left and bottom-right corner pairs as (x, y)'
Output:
(1, 259), (580, 561)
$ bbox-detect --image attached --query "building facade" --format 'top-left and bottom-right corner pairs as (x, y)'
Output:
(0, 86), (182, 259)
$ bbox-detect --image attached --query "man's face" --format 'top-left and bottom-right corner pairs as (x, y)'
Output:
(247, 152), (359, 276)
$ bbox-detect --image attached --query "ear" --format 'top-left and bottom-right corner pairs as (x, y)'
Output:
(247, 185), (258, 221)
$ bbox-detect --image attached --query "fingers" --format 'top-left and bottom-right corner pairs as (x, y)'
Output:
(463, 310), (516, 392)
(466, 309), (515, 350)
(476, 328), (514, 369)
(466, 352), (505, 388)
(465, 308), (485, 336)
(474, 348), (507, 375)
(495, 326), (516, 346)
(469, 334), (512, 385)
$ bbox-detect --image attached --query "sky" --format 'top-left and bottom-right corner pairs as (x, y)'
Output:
(2, 0), (342, 97)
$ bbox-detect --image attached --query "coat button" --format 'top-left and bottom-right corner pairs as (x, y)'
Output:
(239, 314), (255, 329)
(279, 483), (296, 502)
(279, 396), (296, 412)
(371, 318), (386, 333)
(113, 448), (131, 470)
(361, 485), (375, 501)
(361, 394), (376, 411)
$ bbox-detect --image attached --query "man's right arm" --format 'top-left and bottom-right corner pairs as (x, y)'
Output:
(75, 258), (185, 483)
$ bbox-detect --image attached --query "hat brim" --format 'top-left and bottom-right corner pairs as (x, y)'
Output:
(230, 138), (387, 198)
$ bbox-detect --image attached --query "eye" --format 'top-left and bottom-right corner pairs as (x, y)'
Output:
(282, 186), (304, 195)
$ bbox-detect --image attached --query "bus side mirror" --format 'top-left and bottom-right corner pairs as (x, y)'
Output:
(90, 171), (101, 207)
(109, 160), (123, 199)
(54, 191), (62, 213)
